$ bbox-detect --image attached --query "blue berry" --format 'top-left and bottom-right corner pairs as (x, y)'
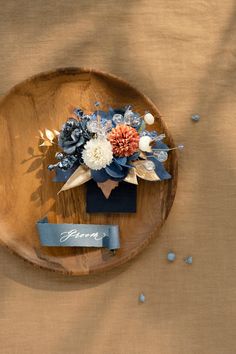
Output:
(167, 251), (176, 262)
(191, 114), (200, 122)
(184, 256), (193, 264)
(139, 293), (146, 303)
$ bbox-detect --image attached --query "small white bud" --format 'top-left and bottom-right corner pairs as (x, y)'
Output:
(144, 113), (155, 125)
(139, 136), (152, 152)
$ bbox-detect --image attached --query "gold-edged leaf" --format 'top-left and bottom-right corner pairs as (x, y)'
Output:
(97, 180), (119, 199)
(58, 165), (91, 193)
(45, 129), (55, 142)
(132, 160), (160, 181)
(124, 168), (138, 185)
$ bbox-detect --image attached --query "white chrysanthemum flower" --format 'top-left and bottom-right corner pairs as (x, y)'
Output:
(82, 138), (113, 170)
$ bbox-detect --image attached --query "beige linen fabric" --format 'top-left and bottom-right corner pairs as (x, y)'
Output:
(0, 1), (236, 353)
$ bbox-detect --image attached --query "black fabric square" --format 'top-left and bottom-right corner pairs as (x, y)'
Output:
(86, 180), (137, 213)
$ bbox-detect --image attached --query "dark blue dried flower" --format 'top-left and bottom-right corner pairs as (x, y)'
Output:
(58, 117), (92, 155)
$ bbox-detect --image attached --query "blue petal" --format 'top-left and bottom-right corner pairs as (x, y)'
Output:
(127, 152), (140, 161)
(114, 158), (132, 169)
(153, 141), (168, 150)
(63, 145), (77, 154)
(110, 169), (129, 181)
(147, 156), (171, 180)
(75, 137), (85, 147)
(53, 167), (77, 182)
(91, 169), (109, 183)
(114, 157), (127, 166)
(105, 162), (124, 178)
(149, 131), (158, 139)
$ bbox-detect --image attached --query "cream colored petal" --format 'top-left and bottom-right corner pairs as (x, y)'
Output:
(58, 166), (91, 194)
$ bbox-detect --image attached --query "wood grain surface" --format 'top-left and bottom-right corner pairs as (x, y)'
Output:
(0, 68), (177, 275)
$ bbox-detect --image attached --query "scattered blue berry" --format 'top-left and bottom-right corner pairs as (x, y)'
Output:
(167, 251), (176, 262)
(184, 256), (193, 264)
(191, 114), (200, 122)
(139, 293), (146, 303)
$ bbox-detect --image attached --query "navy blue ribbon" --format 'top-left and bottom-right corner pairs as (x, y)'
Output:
(36, 217), (120, 250)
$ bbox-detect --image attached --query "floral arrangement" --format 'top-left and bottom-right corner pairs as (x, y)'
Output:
(39, 104), (182, 198)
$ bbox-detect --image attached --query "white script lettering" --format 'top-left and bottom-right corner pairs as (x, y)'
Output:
(59, 229), (106, 243)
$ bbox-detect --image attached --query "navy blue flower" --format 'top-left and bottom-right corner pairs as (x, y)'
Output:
(91, 156), (134, 183)
(58, 117), (91, 155)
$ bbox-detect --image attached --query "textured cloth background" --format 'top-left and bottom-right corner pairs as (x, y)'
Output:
(0, 1), (236, 353)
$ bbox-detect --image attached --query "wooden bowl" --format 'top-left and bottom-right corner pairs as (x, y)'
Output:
(0, 67), (178, 275)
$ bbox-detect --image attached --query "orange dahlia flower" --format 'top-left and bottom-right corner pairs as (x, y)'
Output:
(108, 124), (140, 157)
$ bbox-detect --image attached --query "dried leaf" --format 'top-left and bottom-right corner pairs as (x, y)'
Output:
(53, 129), (60, 136)
(58, 166), (91, 193)
(39, 141), (53, 147)
(38, 130), (44, 139)
(97, 180), (119, 199)
(124, 168), (138, 185)
(45, 129), (55, 142)
(132, 160), (160, 181)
